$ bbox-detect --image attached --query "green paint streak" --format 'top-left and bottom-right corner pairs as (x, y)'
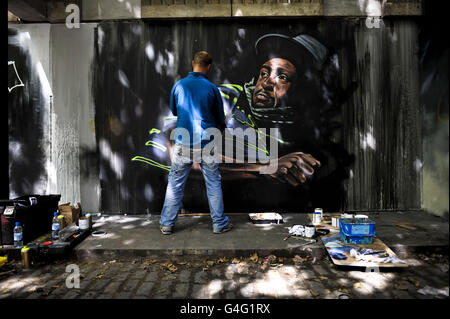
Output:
(131, 156), (170, 171)
(232, 111), (255, 128)
(220, 84), (243, 93)
(255, 129), (287, 145)
(145, 140), (167, 152)
(149, 128), (161, 135)
(220, 91), (230, 100)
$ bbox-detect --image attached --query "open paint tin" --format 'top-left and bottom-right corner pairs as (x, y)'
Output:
(249, 212), (284, 224)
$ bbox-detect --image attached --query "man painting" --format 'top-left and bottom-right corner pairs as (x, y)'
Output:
(159, 51), (232, 235)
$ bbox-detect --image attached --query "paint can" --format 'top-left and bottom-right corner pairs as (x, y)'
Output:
(305, 224), (315, 238)
(313, 208), (322, 225)
(85, 214), (93, 228)
(315, 208), (323, 219)
(331, 216), (340, 228)
(21, 246), (31, 269)
(79, 217), (90, 230)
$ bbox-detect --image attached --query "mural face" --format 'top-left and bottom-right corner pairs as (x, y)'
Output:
(93, 21), (357, 214)
(253, 58), (296, 109)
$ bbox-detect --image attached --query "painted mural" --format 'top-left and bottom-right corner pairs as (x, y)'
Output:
(93, 20), (358, 214)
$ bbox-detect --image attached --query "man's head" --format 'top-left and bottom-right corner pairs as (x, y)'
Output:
(252, 57), (297, 109)
(192, 51), (213, 74)
(252, 34), (328, 110)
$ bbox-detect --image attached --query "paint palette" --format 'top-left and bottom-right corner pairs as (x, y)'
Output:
(249, 212), (284, 224)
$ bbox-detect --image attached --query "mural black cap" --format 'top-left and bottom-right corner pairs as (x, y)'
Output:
(255, 34), (328, 71)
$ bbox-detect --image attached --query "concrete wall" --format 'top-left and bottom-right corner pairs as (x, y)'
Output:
(8, 23), (99, 212)
(42, 0), (422, 20)
(50, 24), (99, 211)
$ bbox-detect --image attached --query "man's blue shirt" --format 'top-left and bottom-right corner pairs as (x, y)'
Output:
(170, 72), (225, 148)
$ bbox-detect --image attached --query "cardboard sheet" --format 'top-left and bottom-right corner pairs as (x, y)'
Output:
(309, 214), (408, 268)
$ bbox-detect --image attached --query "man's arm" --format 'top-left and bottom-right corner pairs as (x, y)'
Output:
(170, 84), (177, 116)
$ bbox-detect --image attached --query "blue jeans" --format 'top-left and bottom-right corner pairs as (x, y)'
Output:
(160, 143), (229, 231)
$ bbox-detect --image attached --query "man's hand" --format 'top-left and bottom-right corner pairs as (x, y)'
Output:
(269, 152), (321, 186)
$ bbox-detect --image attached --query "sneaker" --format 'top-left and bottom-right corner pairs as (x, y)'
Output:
(213, 223), (233, 234)
(160, 224), (173, 235)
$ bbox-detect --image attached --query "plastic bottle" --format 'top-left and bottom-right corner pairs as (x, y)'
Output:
(14, 222), (23, 248)
(52, 212), (60, 240)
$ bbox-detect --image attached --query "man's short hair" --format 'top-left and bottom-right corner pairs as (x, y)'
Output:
(193, 51), (213, 67)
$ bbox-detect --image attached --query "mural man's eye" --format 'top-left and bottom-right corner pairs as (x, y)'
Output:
(260, 70), (269, 78)
(278, 74), (288, 81)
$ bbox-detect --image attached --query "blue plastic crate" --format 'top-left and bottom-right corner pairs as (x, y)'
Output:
(339, 218), (376, 245)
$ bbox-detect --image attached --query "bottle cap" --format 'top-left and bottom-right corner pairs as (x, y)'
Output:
(54, 212), (58, 216)
(15, 222), (19, 226)
(57, 215), (64, 219)
(21, 246), (29, 252)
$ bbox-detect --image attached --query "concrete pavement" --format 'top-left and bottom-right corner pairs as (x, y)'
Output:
(74, 211), (449, 261)
(0, 210), (448, 300)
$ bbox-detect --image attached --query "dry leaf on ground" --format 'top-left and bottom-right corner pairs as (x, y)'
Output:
(353, 282), (363, 289)
(217, 257), (228, 263)
(250, 253), (258, 263)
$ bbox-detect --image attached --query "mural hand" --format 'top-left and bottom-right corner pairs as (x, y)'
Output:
(270, 152), (321, 186)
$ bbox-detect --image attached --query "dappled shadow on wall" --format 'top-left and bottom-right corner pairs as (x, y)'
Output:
(8, 28), (49, 198)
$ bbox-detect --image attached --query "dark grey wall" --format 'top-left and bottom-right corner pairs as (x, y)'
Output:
(343, 19), (422, 211)
(419, 2), (449, 218)
(91, 19), (421, 214)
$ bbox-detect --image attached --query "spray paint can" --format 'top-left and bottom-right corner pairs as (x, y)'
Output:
(21, 246), (31, 269)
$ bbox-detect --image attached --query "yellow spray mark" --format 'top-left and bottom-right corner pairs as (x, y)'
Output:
(145, 140), (167, 152)
(220, 91), (230, 100)
(149, 128), (161, 135)
(131, 156), (170, 171)
(221, 84), (243, 93)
